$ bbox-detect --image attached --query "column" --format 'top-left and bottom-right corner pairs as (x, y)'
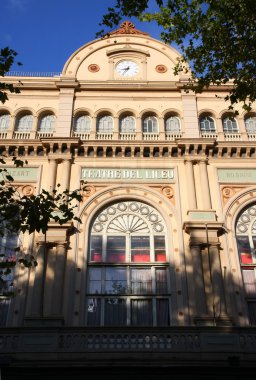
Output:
(136, 117), (142, 140)
(30, 241), (47, 316)
(51, 242), (67, 315)
(90, 116), (97, 140)
(238, 116), (248, 141)
(62, 159), (71, 191)
(216, 117), (224, 140)
(185, 159), (197, 209)
(209, 243), (226, 317)
(113, 116), (119, 139)
(190, 243), (208, 316)
(48, 159), (58, 191)
(159, 117), (165, 140)
(198, 159), (212, 209)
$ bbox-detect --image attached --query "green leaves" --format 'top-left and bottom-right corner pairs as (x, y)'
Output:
(0, 47), (22, 104)
(100, 0), (256, 110)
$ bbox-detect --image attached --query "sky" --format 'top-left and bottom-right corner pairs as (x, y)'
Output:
(1, 0), (164, 73)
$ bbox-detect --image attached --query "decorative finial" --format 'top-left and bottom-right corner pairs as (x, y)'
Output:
(109, 20), (149, 36)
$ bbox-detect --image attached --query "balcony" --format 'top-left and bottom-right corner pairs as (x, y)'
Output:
(143, 133), (159, 141)
(224, 132), (241, 141)
(0, 326), (256, 367)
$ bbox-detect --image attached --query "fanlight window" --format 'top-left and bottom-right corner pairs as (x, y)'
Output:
(16, 114), (33, 132)
(0, 114), (10, 132)
(86, 200), (171, 326)
(222, 116), (238, 133)
(143, 116), (158, 133)
(199, 116), (216, 132)
(97, 115), (113, 133)
(38, 114), (55, 132)
(245, 116), (256, 133)
(74, 115), (91, 133)
(120, 116), (135, 133)
(236, 203), (256, 324)
(165, 116), (180, 132)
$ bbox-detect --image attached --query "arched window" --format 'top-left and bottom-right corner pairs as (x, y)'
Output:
(236, 203), (256, 324)
(38, 114), (55, 132)
(74, 115), (91, 133)
(119, 115), (135, 133)
(16, 114), (33, 132)
(0, 114), (10, 132)
(97, 115), (113, 133)
(86, 200), (171, 326)
(142, 116), (158, 133)
(245, 116), (256, 133)
(199, 116), (216, 132)
(222, 116), (238, 133)
(165, 116), (180, 132)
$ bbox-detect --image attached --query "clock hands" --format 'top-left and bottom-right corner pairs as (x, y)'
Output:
(122, 66), (130, 74)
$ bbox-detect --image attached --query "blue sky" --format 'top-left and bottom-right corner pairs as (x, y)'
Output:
(1, 0), (164, 73)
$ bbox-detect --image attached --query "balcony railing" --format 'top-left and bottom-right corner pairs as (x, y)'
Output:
(96, 132), (113, 140)
(165, 132), (183, 140)
(72, 132), (90, 140)
(13, 131), (31, 139)
(224, 132), (241, 141)
(247, 133), (256, 141)
(5, 71), (61, 77)
(200, 132), (218, 139)
(36, 131), (54, 138)
(143, 133), (159, 141)
(120, 132), (136, 140)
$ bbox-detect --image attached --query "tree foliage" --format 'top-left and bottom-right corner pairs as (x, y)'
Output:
(0, 47), (21, 103)
(0, 158), (82, 294)
(99, 0), (256, 110)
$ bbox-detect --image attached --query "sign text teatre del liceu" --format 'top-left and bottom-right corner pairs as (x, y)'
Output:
(81, 168), (174, 182)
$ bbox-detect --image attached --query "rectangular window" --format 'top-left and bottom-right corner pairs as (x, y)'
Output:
(237, 236), (252, 264)
(131, 299), (153, 326)
(154, 236), (166, 262)
(90, 236), (102, 262)
(88, 268), (102, 294)
(155, 268), (168, 294)
(131, 236), (150, 262)
(131, 268), (152, 294)
(106, 236), (126, 262)
(87, 298), (101, 326)
(105, 267), (127, 294)
(104, 298), (127, 326)
(242, 269), (256, 296)
(156, 299), (170, 326)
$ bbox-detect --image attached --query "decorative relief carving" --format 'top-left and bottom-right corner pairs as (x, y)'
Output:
(88, 64), (100, 73)
(221, 185), (246, 205)
(109, 21), (149, 36)
(21, 185), (35, 196)
(155, 65), (167, 73)
(161, 186), (175, 204)
(81, 185), (96, 201)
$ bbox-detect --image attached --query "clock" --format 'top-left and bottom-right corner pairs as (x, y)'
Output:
(115, 60), (139, 77)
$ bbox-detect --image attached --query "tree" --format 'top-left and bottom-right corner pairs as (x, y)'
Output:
(99, 0), (256, 111)
(0, 47), (21, 103)
(0, 158), (82, 295)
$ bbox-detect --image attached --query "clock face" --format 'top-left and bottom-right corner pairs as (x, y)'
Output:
(115, 60), (139, 77)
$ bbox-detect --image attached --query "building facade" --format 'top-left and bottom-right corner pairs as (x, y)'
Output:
(1, 21), (256, 379)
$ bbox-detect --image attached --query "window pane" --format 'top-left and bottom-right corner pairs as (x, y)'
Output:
(39, 115), (55, 132)
(87, 298), (101, 325)
(90, 236), (102, 262)
(242, 269), (256, 296)
(105, 267), (127, 294)
(237, 236), (252, 264)
(104, 298), (127, 325)
(106, 236), (125, 262)
(120, 116), (135, 133)
(157, 299), (170, 326)
(248, 302), (256, 325)
(165, 117), (180, 132)
(155, 268), (168, 293)
(131, 236), (150, 262)
(131, 299), (152, 326)
(88, 268), (102, 294)
(16, 115), (33, 132)
(131, 268), (152, 294)
(154, 236), (166, 261)
(0, 114), (10, 131)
